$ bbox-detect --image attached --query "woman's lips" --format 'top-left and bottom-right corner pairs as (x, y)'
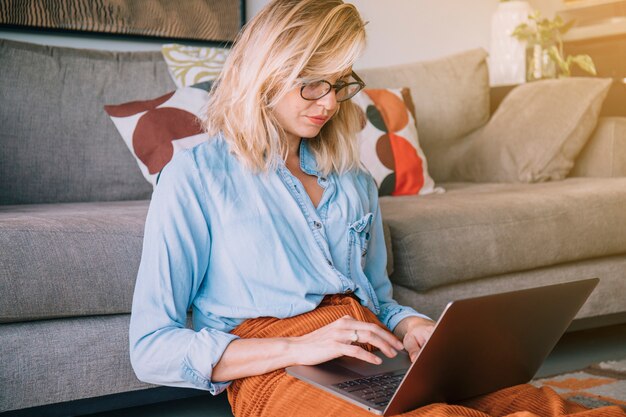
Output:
(306, 116), (328, 126)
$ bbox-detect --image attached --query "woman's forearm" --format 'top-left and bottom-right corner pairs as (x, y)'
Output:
(213, 315), (408, 383)
(212, 337), (296, 382)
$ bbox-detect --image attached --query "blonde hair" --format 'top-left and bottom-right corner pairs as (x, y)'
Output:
(202, 0), (367, 176)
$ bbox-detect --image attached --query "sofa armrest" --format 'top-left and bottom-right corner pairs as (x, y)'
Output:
(570, 117), (626, 178)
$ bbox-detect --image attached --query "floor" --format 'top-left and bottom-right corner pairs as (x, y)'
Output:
(88, 323), (626, 417)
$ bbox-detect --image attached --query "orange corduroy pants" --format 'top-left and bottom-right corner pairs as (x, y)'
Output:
(226, 294), (625, 417)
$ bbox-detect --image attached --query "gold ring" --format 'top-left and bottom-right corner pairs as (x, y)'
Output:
(351, 330), (359, 343)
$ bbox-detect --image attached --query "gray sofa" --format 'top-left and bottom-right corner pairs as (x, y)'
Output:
(1, 39), (625, 414)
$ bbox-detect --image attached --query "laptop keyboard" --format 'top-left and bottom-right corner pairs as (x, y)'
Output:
(332, 371), (406, 408)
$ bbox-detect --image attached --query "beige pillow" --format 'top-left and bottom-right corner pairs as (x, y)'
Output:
(453, 77), (612, 183)
(570, 117), (626, 178)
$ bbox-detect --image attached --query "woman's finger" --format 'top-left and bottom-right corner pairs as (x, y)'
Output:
(342, 329), (398, 358)
(403, 333), (421, 361)
(339, 343), (383, 365)
(350, 322), (404, 351)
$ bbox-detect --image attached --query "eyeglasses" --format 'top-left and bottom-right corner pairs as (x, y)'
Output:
(300, 71), (365, 102)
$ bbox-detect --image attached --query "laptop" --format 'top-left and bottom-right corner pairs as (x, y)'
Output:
(286, 278), (599, 415)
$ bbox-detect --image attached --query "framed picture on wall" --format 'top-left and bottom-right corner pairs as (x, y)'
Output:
(0, 0), (245, 44)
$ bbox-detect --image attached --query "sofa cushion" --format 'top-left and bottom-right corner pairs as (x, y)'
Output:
(0, 315), (152, 411)
(570, 117), (626, 178)
(453, 78), (612, 183)
(0, 201), (149, 323)
(380, 177), (626, 292)
(0, 39), (175, 205)
(393, 255), (626, 322)
(357, 48), (490, 182)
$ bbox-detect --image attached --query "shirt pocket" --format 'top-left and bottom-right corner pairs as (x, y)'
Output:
(348, 212), (374, 268)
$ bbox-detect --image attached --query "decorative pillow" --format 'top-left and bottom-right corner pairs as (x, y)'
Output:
(161, 43), (229, 88)
(453, 77), (612, 183)
(104, 82), (212, 186)
(351, 88), (443, 196)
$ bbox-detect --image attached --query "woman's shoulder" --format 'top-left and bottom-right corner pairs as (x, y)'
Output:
(157, 133), (231, 184)
(340, 165), (376, 191)
(335, 165), (378, 206)
(184, 132), (230, 164)
(168, 133), (231, 167)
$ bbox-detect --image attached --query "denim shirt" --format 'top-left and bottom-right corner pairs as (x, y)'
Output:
(129, 133), (429, 395)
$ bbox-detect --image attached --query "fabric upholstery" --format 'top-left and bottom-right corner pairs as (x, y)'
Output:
(357, 49), (490, 182)
(393, 255), (626, 323)
(382, 221), (394, 277)
(0, 39), (174, 205)
(453, 78), (612, 183)
(0, 314), (152, 412)
(0, 201), (149, 322)
(380, 178), (626, 292)
(571, 117), (626, 178)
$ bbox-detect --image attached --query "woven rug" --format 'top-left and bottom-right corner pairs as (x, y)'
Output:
(531, 358), (626, 410)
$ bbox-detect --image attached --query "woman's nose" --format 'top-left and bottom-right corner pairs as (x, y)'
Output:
(317, 89), (338, 110)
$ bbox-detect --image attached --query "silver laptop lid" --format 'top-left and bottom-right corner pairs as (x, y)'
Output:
(384, 278), (599, 415)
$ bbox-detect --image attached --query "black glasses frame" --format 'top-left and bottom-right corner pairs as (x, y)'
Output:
(299, 71), (366, 102)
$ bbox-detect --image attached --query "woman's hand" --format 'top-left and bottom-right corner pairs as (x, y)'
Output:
(394, 316), (436, 362)
(288, 315), (405, 366)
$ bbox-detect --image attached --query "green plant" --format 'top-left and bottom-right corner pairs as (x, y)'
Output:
(511, 11), (597, 78)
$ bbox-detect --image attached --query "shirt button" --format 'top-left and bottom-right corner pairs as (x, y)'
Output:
(327, 259), (333, 266)
(313, 221), (322, 229)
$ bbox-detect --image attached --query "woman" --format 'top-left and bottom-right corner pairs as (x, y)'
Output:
(129, 1), (624, 416)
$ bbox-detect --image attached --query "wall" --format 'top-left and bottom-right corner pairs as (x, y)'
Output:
(350, 0), (498, 68)
(0, 0), (557, 65)
(246, 0), (555, 69)
(245, 0), (503, 68)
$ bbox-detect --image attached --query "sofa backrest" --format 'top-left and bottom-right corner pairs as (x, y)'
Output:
(0, 39), (176, 205)
(358, 49), (490, 182)
(0, 40), (491, 204)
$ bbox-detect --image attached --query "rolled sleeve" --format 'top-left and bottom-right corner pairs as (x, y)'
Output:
(183, 328), (240, 394)
(378, 303), (432, 332)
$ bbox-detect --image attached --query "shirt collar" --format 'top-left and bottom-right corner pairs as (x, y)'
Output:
(299, 139), (321, 177)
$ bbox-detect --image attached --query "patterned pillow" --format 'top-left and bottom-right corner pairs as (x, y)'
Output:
(104, 83), (212, 186)
(161, 43), (229, 88)
(351, 88), (442, 196)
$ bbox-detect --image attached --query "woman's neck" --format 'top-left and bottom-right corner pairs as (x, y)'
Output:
(286, 135), (302, 161)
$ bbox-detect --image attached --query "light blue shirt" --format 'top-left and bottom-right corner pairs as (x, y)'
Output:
(129, 133), (429, 395)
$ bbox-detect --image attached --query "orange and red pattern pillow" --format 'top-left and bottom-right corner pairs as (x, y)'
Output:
(104, 82), (212, 186)
(352, 88), (442, 196)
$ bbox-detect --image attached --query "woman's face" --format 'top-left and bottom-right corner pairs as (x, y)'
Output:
(273, 76), (341, 144)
